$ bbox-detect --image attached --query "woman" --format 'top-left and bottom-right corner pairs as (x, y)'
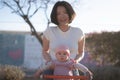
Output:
(41, 0), (85, 79)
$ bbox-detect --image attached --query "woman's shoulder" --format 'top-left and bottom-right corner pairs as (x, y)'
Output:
(44, 26), (57, 32)
(48, 26), (57, 29)
(45, 26), (57, 31)
(70, 26), (85, 37)
(70, 26), (83, 33)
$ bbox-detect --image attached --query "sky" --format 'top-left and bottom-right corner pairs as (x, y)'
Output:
(0, 0), (120, 33)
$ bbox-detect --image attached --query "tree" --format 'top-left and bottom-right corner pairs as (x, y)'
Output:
(85, 31), (120, 66)
(0, 0), (51, 45)
(0, 0), (57, 45)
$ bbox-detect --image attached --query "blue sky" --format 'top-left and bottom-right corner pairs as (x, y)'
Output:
(0, 0), (120, 33)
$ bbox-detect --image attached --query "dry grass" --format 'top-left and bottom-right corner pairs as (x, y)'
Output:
(0, 65), (25, 80)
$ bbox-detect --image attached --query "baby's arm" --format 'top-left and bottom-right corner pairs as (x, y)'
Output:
(73, 63), (89, 73)
(73, 63), (93, 80)
(34, 61), (52, 78)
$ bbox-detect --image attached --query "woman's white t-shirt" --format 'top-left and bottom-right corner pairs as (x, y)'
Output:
(43, 26), (84, 60)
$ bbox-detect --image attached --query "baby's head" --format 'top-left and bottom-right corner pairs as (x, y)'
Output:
(55, 45), (70, 62)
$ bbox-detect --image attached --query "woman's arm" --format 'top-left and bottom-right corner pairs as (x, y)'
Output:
(42, 36), (51, 62)
(74, 36), (85, 62)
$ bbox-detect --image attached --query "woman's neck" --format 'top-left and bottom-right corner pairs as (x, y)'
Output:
(58, 25), (70, 32)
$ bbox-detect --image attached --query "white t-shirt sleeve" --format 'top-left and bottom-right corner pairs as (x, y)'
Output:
(43, 27), (50, 40)
(76, 27), (85, 40)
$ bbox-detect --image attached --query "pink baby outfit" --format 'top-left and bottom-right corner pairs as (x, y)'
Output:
(52, 60), (74, 80)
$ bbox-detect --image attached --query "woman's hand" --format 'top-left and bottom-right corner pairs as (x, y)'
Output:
(43, 52), (51, 62)
(74, 53), (83, 63)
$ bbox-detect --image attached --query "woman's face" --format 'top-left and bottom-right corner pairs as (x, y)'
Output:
(56, 6), (69, 26)
(56, 50), (69, 62)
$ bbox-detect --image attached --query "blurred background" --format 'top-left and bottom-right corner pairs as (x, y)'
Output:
(0, 0), (120, 80)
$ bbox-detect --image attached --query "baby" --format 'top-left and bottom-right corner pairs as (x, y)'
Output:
(34, 45), (93, 80)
